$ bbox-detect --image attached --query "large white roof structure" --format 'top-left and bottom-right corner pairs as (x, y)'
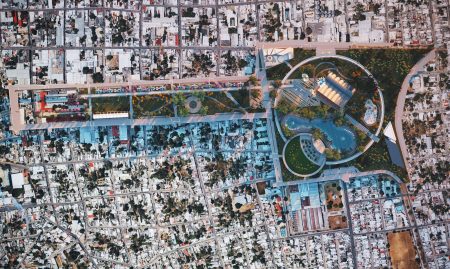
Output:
(11, 173), (25, 189)
(315, 72), (354, 108)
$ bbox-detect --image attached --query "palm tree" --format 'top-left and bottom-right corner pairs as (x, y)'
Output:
(311, 128), (324, 141)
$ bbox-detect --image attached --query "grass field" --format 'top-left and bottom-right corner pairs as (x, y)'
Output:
(280, 157), (297, 181)
(230, 89), (250, 108)
(388, 231), (419, 269)
(92, 96), (130, 113)
(203, 92), (240, 115)
(284, 138), (319, 175)
(133, 95), (172, 118)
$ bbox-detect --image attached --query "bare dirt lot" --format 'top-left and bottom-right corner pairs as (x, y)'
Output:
(388, 231), (419, 269)
(324, 182), (343, 212)
(328, 215), (348, 229)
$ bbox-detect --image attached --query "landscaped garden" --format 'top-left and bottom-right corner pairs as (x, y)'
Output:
(276, 104), (363, 162)
(273, 54), (388, 166)
(283, 137), (319, 176)
(283, 114), (357, 155)
(348, 137), (408, 180)
(283, 56), (383, 134)
(269, 49), (431, 181)
(230, 88), (250, 108)
(205, 92), (240, 114)
(171, 86), (264, 117)
(132, 95), (174, 118)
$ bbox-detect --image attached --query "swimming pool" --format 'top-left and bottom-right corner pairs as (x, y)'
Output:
(284, 114), (356, 153)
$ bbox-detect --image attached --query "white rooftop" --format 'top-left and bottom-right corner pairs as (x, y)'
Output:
(384, 122), (397, 142)
(11, 173), (25, 189)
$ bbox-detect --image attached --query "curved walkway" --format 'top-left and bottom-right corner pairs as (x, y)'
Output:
(138, 103), (172, 117)
(394, 49), (435, 177)
(273, 110), (287, 142)
(353, 169), (403, 184)
(275, 54), (385, 165)
(205, 96), (243, 113)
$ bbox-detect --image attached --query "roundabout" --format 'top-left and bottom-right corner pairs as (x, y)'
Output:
(185, 96), (201, 114)
(274, 54), (385, 176)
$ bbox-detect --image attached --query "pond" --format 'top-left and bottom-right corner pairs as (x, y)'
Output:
(283, 114), (356, 153)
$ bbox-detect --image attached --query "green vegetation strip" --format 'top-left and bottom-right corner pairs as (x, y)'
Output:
(348, 137), (408, 181)
(203, 92), (240, 115)
(284, 138), (319, 175)
(273, 117), (285, 153)
(133, 95), (173, 118)
(230, 89), (250, 108)
(92, 96), (130, 113)
(266, 49), (316, 80)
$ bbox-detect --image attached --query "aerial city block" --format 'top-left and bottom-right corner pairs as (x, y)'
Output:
(0, 0), (448, 268)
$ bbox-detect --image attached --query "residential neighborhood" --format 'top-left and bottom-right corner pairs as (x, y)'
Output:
(0, 0), (449, 268)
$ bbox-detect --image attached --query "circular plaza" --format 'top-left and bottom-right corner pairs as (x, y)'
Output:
(275, 55), (385, 177)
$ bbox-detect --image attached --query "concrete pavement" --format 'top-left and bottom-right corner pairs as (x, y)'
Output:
(255, 40), (394, 50)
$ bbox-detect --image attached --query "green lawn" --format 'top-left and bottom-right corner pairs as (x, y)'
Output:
(92, 96), (130, 113)
(230, 88), (250, 108)
(133, 95), (173, 118)
(348, 137), (408, 181)
(266, 49), (316, 80)
(203, 92), (240, 115)
(273, 117), (285, 153)
(280, 157), (298, 181)
(284, 138), (319, 175)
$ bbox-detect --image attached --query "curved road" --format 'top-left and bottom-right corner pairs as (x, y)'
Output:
(394, 49), (435, 178)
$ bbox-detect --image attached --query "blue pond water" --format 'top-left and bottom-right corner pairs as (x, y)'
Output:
(284, 114), (356, 152)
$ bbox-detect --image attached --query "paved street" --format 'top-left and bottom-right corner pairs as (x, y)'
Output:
(0, 0), (448, 268)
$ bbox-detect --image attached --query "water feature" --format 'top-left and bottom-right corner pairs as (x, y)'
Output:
(284, 114), (356, 153)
